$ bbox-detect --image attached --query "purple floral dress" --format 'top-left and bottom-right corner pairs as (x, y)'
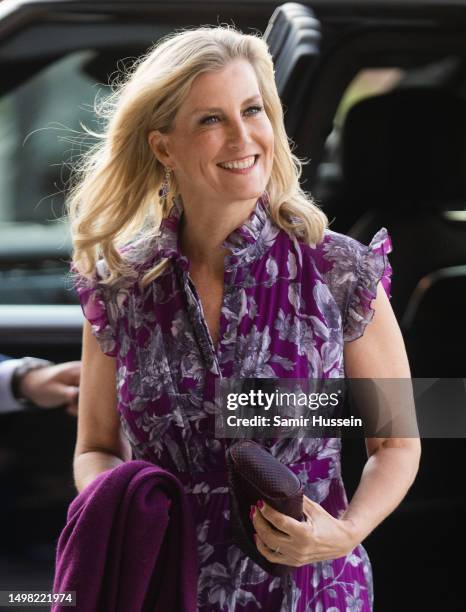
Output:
(75, 194), (392, 612)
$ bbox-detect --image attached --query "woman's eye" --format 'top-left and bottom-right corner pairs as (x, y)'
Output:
(244, 105), (264, 116)
(200, 115), (220, 125)
(199, 106), (263, 126)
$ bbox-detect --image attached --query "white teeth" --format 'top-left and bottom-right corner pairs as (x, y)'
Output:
(219, 156), (256, 170)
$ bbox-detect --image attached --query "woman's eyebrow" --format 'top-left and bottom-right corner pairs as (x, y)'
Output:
(191, 95), (263, 115)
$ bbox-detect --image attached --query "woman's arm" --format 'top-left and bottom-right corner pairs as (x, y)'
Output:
(74, 321), (132, 493)
(251, 282), (421, 565)
(340, 281), (421, 541)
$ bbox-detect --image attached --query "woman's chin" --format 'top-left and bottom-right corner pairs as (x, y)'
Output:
(219, 182), (267, 202)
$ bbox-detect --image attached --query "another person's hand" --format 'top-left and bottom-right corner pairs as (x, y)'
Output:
(19, 361), (81, 417)
(251, 496), (359, 566)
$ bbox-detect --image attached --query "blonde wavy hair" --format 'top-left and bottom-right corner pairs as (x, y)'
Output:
(68, 25), (328, 284)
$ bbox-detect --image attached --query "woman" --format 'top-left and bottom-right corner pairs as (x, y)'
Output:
(70, 26), (421, 611)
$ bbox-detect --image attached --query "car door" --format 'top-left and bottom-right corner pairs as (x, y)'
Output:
(264, 4), (466, 612)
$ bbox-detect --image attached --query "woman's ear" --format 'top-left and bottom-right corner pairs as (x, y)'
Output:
(148, 130), (173, 167)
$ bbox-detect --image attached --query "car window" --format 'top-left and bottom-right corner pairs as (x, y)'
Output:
(0, 50), (111, 305)
(334, 68), (405, 128)
(312, 68), (405, 225)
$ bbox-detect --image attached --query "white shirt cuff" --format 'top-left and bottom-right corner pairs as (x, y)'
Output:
(0, 359), (25, 413)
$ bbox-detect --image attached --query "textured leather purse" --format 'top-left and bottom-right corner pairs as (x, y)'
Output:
(226, 439), (305, 577)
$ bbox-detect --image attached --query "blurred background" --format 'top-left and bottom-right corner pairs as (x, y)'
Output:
(0, 1), (465, 610)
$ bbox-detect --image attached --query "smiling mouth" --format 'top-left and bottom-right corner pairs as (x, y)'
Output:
(217, 155), (258, 170)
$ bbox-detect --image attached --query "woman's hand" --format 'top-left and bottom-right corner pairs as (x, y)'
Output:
(251, 496), (359, 567)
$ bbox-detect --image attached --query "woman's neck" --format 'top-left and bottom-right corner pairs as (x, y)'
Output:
(179, 195), (258, 270)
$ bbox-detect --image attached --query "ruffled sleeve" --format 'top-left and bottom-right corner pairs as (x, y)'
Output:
(73, 260), (119, 357)
(343, 227), (393, 342)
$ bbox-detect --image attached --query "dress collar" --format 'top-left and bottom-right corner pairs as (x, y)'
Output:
(154, 193), (279, 271)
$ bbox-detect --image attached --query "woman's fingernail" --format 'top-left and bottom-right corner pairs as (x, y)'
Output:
(257, 499), (265, 509)
(249, 505), (255, 520)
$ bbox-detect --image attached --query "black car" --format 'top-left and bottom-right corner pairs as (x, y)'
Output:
(0, 1), (465, 610)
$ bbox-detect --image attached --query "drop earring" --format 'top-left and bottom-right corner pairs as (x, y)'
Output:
(158, 167), (172, 212)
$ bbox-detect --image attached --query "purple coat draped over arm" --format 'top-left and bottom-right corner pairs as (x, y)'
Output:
(52, 460), (198, 612)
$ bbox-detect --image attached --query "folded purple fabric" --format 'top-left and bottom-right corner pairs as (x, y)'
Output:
(52, 460), (198, 612)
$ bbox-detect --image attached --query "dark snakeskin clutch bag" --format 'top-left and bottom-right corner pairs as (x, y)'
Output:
(226, 440), (304, 577)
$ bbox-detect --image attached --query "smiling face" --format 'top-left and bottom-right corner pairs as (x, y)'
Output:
(149, 59), (275, 209)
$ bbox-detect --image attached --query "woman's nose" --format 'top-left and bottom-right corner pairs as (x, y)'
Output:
(227, 118), (250, 149)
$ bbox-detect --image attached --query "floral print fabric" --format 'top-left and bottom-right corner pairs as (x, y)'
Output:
(74, 194), (392, 611)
